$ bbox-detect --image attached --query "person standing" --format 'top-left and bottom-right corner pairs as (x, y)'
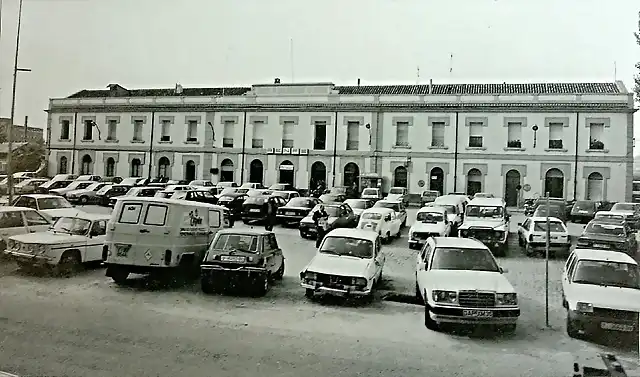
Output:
(264, 197), (277, 231)
(312, 205), (330, 248)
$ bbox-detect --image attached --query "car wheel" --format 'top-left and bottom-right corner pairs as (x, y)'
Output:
(243, 219), (250, 225)
(499, 324), (517, 334)
(523, 243), (534, 257)
(517, 235), (524, 247)
(253, 273), (270, 297)
(493, 244), (507, 258)
(57, 250), (82, 277)
(305, 288), (315, 299)
(424, 304), (439, 331)
(201, 278), (216, 294)
(566, 313), (581, 339)
(299, 230), (308, 239)
(274, 260), (285, 280)
(79, 196), (89, 205)
(108, 267), (129, 286)
(384, 232), (391, 244)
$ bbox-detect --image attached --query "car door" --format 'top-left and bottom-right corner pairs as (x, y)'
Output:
(416, 243), (434, 295)
(561, 253), (578, 304)
(389, 212), (401, 236)
(342, 204), (356, 227)
(261, 234), (277, 273)
(86, 220), (107, 262)
(0, 210), (30, 248)
(22, 209), (51, 233)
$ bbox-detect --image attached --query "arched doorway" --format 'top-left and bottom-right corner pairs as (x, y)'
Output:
(105, 157), (115, 177)
(429, 167), (444, 195)
(466, 168), (482, 196)
(59, 156), (68, 174)
(157, 157), (170, 178)
(310, 161), (327, 190)
(586, 172), (604, 201)
(220, 159), (234, 182)
(343, 163), (360, 191)
(504, 170), (521, 207)
(80, 155), (93, 175)
(278, 160), (294, 186)
(393, 166), (408, 188)
(184, 160), (196, 182)
(249, 159), (263, 184)
(130, 158), (142, 177)
(544, 168), (564, 198)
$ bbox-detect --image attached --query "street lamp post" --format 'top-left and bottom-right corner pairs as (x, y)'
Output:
(7, 0), (31, 204)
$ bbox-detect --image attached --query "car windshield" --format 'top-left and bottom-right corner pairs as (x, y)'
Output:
(572, 260), (640, 289)
(466, 205), (503, 218)
(362, 188), (378, 195)
(288, 198), (315, 208)
(218, 195), (235, 202)
(212, 234), (259, 253)
(416, 212), (444, 223)
(311, 205), (340, 217)
(320, 236), (373, 259)
(362, 212), (383, 220)
(373, 202), (399, 212)
(612, 203), (637, 212)
(533, 221), (565, 232)
(585, 222), (625, 236)
(533, 205), (563, 217)
(84, 183), (102, 191)
(271, 191), (290, 198)
(437, 205), (457, 214)
(430, 247), (500, 272)
(51, 217), (91, 236)
(344, 200), (368, 209)
(389, 188), (404, 195)
(596, 213), (624, 221)
(220, 188), (238, 195)
(37, 197), (73, 210)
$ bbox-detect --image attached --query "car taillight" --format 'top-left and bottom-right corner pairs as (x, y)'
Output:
(164, 250), (172, 265)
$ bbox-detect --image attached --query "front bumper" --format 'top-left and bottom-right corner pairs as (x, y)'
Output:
(568, 309), (638, 334)
(429, 305), (520, 325)
(201, 264), (267, 276)
(527, 242), (571, 252)
(4, 250), (53, 266)
(301, 281), (372, 296)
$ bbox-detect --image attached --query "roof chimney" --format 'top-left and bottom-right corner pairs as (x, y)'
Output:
(429, 79), (433, 94)
(274, 78), (281, 84)
(175, 83), (183, 95)
(357, 78), (361, 86)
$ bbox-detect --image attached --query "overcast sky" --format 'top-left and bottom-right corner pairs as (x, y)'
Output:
(0, 0), (638, 147)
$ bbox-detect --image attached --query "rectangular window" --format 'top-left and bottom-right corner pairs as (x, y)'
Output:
(346, 121), (359, 150)
(589, 123), (605, 150)
(24, 210), (50, 226)
(395, 121), (409, 146)
(143, 204), (168, 226)
(118, 203), (143, 224)
(431, 122), (445, 147)
(133, 120), (143, 141)
(507, 122), (522, 148)
(313, 121), (327, 150)
(161, 120), (171, 142)
(60, 120), (70, 140)
(468, 122), (483, 147)
(549, 123), (563, 149)
(83, 120), (93, 140)
(187, 120), (198, 142)
(252, 120), (265, 148)
(107, 120), (117, 141)
(209, 210), (221, 227)
(223, 121), (234, 148)
(282, 121), (294, 148)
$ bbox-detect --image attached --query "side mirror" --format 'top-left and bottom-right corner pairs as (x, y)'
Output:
(517, 222), (522, 226)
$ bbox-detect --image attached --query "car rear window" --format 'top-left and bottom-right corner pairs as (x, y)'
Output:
(585, 222), (625, 236)
(245, 197), (267, 205)
(533, 221), (565, 232)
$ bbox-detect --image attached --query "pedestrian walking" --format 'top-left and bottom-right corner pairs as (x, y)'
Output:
(264, 197), (277, 231)
(313, 205), (330, 248)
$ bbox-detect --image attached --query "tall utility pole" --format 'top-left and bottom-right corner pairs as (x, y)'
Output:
(7, 0), (31, 204)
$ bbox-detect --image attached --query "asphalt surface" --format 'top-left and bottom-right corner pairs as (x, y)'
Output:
(0, 205), (638, 377)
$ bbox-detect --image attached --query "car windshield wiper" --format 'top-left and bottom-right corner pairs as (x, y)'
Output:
(320, 249), (339, 255)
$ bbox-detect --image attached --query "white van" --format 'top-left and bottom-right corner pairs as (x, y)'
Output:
(104, 197), (226, 285)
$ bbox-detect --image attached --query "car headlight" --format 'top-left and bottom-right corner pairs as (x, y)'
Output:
(352, 277), (368, 287)
(494, 231), (504, 238)
(6, 240), (15, 250)
(303, 271), (317, 281)
(432, 290), (457, 303)
(576, 302), (593, 313)
(496, 293), (518, 306)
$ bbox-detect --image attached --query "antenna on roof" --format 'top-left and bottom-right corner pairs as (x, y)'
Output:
(449, 54), (453, 77)
(416, 66), (420, 85)
(289, 37), (295, 83)
(614, 61), (617, 81)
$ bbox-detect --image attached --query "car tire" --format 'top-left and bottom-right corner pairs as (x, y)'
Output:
(253, 273), (270, 297)
(79, 196), (89, 205)
(274, 260), (285, 280)
(108, 267), (129, 286)
(243, 219), (250, 225)
(566, 314), (581, 339)
(201, 279), (215, 295)
(493, 244), (507, 258)
(523, 242), (534, 257)
(299, 230), (308, 239)
(57, 250), (82, 277)
(305, 288), (315, 299)
(499, 324), (517, 334)
(424, 304), (439, 331)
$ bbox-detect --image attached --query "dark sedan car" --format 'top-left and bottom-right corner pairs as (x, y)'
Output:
(276, 197), (321, 226)
(298, 203), (357, 238)
(171, 190), (218, 205)
(577, 219), (638, 255)
(570, 200), (599, 224)
(241, 195), (287, 224)
(318, 193), (347, 203)
(217, 192), (248, 220)
(96, 184), (132, 206)
(533, 203), (568, 224)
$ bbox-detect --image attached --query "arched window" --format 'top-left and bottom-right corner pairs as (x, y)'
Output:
(81, 155), (93, 175)
(157, 157), (170, 178)
(59, 156), (68, 174)
(130, 158), (142, 177)
(105, 158), (115, 177)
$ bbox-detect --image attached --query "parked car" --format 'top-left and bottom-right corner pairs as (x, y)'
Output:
(13, 178), (49, 195)
(38, 179), (74, 194)
(12, 194), (81, 222)
(434, 195), (467, 231)
(0, 176), (30, 194)
(361, 187), (383, 203)
(562, 249), (640, 339)
(517, 216), (571, 257)
(271, 190), (300, 202)
(609, 202), (640, 229)
(473, 192), (495, 199)
(276, 197), (321, 226)
(217, 192), (249, 220)
(200, 229), (285, 296)
(357, 207), (401, 243)
(65, 182), (113, 204)
(299, 203), (358, 239)
(5, 213), (109, 274)
(577, 219), (638, 256)
(239, 182), (264, 189)
(343, 199), (373, 221)
(247, 189), (272, 197)
(457, 197), (510, 256)
(36, 174), (76, 194)
(171, 190), (218, 205)
(373, 199), (408, 228)
(108, 186), (163, 207)
(74, 175), (102, 182)
(386, 187), (409, 206)
(241, 195), (286, 224)
(216, 187), (241, 199)
(0, 206), (53, 251)
(416, 237), (519, 333)
(189, 180), (215, 188)
(96, 184), (132, 206)
(420, 190), (440, 206)
(268, 183), (294, 191)
(408, 206), (452, 249)
(300, 228), (384, 300)
(570, 200), (600, 224)
(49, 181), (94, 197)
(594, 211), (626, 222)
(318, 193), (346, 203)
(532, 203), (568, 224)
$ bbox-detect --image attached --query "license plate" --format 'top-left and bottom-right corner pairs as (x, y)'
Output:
(601, 322), (634, 332)
(593, 243), (609, 248)
(116, 246), (129, 257)
(249, 209), (260, 213)
(220, 255), (246, 263)
(286, 212), (296, 216)
(579, 210), (588, 214)
(462, 309), (493, 318)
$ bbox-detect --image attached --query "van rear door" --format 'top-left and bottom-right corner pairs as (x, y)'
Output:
(208, 208), (223, 243)
(109, 201), (143, 264)
(134, 202), (171, 266)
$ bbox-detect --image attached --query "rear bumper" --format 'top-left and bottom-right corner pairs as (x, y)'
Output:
(201, 264), (267, 275)
(568, 310), (637, 335)
(301, 282), (371, 296)
(429, 305), (520, 325)
(527, 242), (571, 252)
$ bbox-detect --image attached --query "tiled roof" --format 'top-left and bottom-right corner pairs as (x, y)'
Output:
(66, 82), (622, 99)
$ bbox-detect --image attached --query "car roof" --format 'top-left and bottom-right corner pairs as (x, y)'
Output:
(117, 197), (225, 209)
(362, 207), (394, 214)
(273, 190), (297, 194)
(0, 206), (43, 212)
(434, 196), (464, 205)
(326, 228), (379, 241)
(588, 218), (625, 226)
(595, 211), (621, 215)
(468, 197), (505, 206)
(216, 228), (272, 236)
(528, 216), (564, 222)
(432, 237), (488, 249)
(16, 194), (61, 199)
(417, 206), (446, 214)
(377, 199), (401, 204)
(572, 248), (637, 264)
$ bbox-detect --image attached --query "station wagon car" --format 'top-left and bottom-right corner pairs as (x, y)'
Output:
(577, 219), (638, 256)
(416, 237), (519, 333)
(517, 216), (571, 257)
(201, 229), (285, 296)
(357, 207), (401, 243)
(300, 228), (384, 300)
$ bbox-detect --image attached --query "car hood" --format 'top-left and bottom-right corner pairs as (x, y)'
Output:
(386, 194), (403, 201)
(304, 253), (371, 277)
(40, 208), (83, 219)
(579, 233), (626, 243)
(66, 189), (93, 196)
(611, 210), (636, 217)
(423, 270), (514, 292)
(459, 218), (506, 230)
(410, 222), (446, 233)
(301, 215), (339, 225)
(10, 231), (87, 245)
(568, 284), (640, 311)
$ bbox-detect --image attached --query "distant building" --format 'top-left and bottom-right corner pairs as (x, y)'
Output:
(0, 118), (44, 143)
(0, 143), (29, 173)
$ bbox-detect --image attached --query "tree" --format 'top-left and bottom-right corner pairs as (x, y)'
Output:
(636, 11), (640, 102)
(10, 141), (46, 173)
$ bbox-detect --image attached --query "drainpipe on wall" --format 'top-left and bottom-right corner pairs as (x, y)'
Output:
(453, 111), (460, 192)
(70, 112), (78, 174)
(239, 111), (247, 184)
(331, 111), (338, 187)
(147, 111), (156, 180)
(573, 112), (579, 201)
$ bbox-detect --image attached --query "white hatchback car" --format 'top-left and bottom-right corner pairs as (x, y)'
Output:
(357, 207), (401, 243)
(416, 237), (520, 332)
(408, 206), (452, 249)
(517, 216), (571, 257)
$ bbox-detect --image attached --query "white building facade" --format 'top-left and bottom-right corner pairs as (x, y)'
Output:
(46, 81), (636, 204)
